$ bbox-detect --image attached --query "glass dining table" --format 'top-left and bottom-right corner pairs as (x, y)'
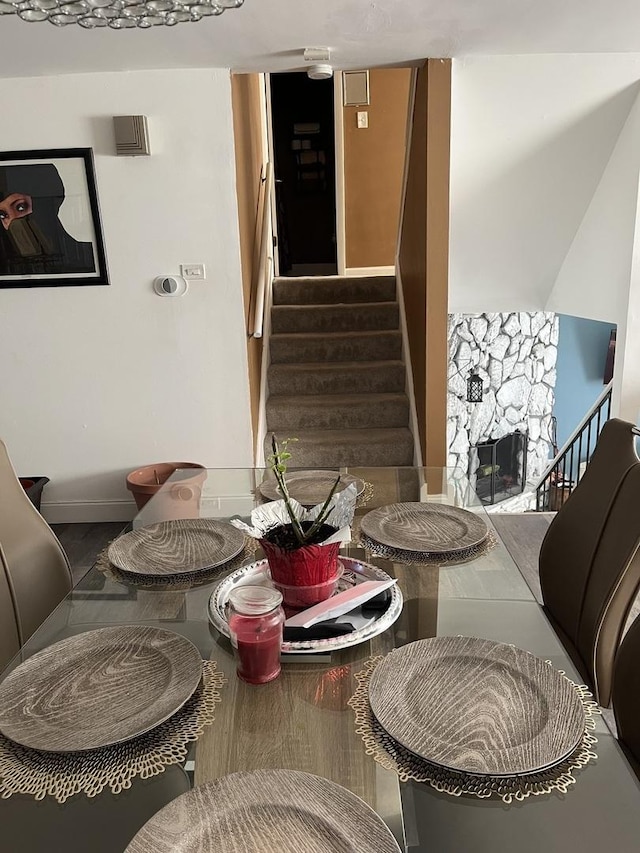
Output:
(1, 466), (640, 852)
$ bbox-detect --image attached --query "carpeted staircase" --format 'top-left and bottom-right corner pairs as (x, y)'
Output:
(265, 275), (415, 467)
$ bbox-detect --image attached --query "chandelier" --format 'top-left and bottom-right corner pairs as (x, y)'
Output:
(0, 0), (243, 28)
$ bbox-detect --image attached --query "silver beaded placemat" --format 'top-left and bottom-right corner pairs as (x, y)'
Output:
(354, 525), (498, 566)
(0, 660), (225, 803)
(357, 481), (374, 508)
(348, 655), (600, 803)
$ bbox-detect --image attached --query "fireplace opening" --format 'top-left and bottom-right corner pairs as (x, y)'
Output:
(470, 431), (529, 505)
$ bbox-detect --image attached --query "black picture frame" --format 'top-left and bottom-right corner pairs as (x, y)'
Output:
(0, 148), (109, 289)
(603, 328), (616, 385)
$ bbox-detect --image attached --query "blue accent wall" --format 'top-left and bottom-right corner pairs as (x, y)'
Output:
(554, 314), (615, 450)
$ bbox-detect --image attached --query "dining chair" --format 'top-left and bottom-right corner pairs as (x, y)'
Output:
(0, 559), (21, 673)
(612, 612), (640, 779)
(0, 439), (72, 670)
(539, 418), (640, 707)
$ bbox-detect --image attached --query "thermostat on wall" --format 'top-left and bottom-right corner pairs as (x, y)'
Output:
(154, 275), (188, 297)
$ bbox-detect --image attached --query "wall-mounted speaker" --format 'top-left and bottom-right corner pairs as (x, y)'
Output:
(154, 275), (188, 297)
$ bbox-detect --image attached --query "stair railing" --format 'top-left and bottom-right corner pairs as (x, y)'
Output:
(535, 381), (613, 510)
(249, 161), (274, 339)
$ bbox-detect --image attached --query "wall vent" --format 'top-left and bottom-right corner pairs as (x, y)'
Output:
(113, 115), (151, 157)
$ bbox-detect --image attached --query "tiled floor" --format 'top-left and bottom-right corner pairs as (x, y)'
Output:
(490, 512), (554, 602)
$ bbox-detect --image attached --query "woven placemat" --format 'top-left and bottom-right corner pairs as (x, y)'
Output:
(354, 524), (498, 566)
(348, 655), (600, 803)
(0, 660), (225, 803)
(96, 537), (257, 590)
(357, 481), (374, 508)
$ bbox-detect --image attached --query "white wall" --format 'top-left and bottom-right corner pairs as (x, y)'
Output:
(0, 69), (253, 522)
(546, 90), (640, 325)
(450, 54), (640, 315)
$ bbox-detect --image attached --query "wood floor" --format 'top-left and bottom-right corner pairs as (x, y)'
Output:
(52, 522), (127, 587)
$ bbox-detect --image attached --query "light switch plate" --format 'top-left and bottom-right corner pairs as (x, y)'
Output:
(180, 263), (206, 281)
(357, 111), (369, 129)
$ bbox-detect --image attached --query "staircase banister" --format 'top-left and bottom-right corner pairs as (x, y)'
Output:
(536, 380), (613, 486)
(250, 161), (274, 339)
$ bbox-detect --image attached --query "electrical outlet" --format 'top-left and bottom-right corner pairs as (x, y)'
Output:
(180, 264), (206, 281)
(357, 111), (368, 129)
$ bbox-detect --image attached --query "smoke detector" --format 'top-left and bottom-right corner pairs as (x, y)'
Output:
(307, 64), (333, 80)
(303, 47), (332, 80)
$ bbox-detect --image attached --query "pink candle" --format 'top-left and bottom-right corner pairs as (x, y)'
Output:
(228, 587), (284, 685)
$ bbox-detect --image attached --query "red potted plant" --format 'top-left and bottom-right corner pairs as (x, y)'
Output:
(232, 436), (356, 608)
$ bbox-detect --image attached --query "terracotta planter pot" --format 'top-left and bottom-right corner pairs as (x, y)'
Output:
(126, 462), (206, 518)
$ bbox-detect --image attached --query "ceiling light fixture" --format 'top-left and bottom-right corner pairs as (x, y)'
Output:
(0, 0), (243, 28)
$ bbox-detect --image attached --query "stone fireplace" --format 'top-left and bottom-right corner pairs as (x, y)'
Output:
(448, 312), (558, 494)
(470, 430), (529, 505)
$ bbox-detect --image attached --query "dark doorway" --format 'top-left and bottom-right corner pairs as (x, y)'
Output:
(270, 72), (337, 276)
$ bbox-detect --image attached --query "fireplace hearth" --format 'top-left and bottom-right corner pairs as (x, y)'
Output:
(470, 431), (528, 505)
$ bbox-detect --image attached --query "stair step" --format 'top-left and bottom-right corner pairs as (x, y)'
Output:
(270, 330), (403, 364)
(273, 275), (396, 305)
(266, 393), (410, 431)
(263, 428), (415, 468)
(267, 360), (406, 396)
(271, 302), (399, 334)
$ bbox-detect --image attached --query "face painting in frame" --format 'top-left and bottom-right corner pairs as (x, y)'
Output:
(0, 162), (96, 278)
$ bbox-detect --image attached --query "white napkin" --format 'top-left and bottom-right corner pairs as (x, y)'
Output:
(285, 579), (397, 628)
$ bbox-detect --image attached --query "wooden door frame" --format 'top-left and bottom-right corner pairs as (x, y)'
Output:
(334, 73), (346, 276)
(264, 71), (346, 277)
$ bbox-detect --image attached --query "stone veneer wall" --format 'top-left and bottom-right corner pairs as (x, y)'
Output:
(448, 312), (559, 486)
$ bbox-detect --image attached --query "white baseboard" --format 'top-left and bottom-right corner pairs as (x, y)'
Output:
(345, 266), (395, 277)
(42, 500), (137, 524)
(42, 493), (257, 525)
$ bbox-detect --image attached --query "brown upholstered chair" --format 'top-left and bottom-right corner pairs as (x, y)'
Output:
(539, 418), (640, 707)
(0, 439), (72, 671)
(612, 612), (640, 779)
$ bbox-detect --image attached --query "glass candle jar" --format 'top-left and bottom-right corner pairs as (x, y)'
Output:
(227, 586), (285, 684)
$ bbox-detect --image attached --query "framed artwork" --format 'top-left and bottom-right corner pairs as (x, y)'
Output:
(603, 328), (616, 385)
(0, 148), (109, 289)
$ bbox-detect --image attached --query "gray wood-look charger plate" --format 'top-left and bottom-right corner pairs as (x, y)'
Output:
(369, 636), (586, 777)
(259, 469), (365, 505)
(360, 502), (488, 556)
(108, 518), (245, 576)
(0, 626), (203, 753)
(125, 769), (401, 853)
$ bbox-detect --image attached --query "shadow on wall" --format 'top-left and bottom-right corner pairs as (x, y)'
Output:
(450, 81), (640, 312)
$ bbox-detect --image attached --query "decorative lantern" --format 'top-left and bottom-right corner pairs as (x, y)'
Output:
(466, 373), (483, 403)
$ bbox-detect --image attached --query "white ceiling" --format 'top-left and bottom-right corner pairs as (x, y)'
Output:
(3, 0), (640, 79)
